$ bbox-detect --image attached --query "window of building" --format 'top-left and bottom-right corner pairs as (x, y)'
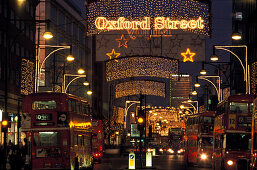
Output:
(66, 17), (71, 35)
(58, 11), (65, 30)
(50, 5), (57, 23)
(73, 23), (77, 40)
(79, 28), (83, 44)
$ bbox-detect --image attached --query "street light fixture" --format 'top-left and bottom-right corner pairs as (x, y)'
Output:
(197, 75), (222, 102)
(212, 45), (249, 94)
(43, 31), (54, 39)
(35, 45), (72, 93)
(62, 74), (87, 93)
(192, 90), (197, 95)
(83, 81), (90, 86)
(232, 32), (242, 40)
(87, 90), (93, 95)
(210, 54), (219, 61)
(77, 68), (85, 74)
(66, 55), (75, 62)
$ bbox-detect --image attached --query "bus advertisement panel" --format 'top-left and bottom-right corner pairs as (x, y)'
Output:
(184, 111), (214, 167)
(21, 92), (93, 170)
(213, 94), (254, 170)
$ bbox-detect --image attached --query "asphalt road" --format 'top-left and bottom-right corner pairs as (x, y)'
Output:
(94, 152), (211, 170)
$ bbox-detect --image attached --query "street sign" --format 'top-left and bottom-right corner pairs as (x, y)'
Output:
(129, 151), (135, 169)
(146, 151), (152, 167)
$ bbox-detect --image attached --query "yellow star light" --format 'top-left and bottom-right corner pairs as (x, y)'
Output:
(106, 49), (120, 61)
(181, 48), (195, 62)
(116, 34), (129, 48)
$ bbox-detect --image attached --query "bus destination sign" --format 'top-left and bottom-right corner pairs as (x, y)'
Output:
(36, 114), (52, 121)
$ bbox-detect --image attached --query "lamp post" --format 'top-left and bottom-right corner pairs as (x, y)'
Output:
(211, 45), (250, 94)
(196, 75), (222, 102)
(182, 100), (199, 114)
(35, 45), (73, 93)
(62, 74), (87, 93)
(124, 101), (141, 133)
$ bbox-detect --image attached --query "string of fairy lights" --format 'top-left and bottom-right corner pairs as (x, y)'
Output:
(105, 56), (178, 82)
(87, 0), (210, 36)
(21, 58), (34, 95)
(251, 62), (257, 95)
(115, 80), (165, 98)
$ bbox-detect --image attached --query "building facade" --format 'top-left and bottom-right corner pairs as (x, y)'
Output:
(36, 0), (92, 99)
(0, 0), (38, 145)
(232, 0), (257, 95)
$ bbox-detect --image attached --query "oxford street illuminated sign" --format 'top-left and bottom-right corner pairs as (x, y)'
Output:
(95, 17), (205, 31)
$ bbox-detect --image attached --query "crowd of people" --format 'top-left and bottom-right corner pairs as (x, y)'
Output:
(0, 138), (29, 170)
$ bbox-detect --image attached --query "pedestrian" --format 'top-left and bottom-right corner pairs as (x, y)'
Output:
(21, 138), (29, 170)
(0, 145), (4, 169)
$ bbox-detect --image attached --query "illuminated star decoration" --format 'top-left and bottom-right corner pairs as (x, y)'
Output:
(106, 49), (120, 62)
(181, 48), (195, 62)
(116, 34), (129, 48)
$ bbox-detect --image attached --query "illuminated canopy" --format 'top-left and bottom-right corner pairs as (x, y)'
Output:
(115, 80), (166, 98)
(105, 56), (178, 82)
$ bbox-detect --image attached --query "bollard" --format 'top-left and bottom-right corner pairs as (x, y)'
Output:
(129, 150), (135, 169)
(146, 150), (152, 167)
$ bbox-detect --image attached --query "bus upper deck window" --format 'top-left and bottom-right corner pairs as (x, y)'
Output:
(32, 100), (56, 110)
(230, 102), (248, 113)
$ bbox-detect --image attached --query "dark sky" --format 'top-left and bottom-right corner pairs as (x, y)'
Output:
(180, 0), (232, 96)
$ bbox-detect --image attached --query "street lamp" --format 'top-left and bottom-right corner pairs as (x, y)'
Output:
(43, 31), (54, 39)
(211, 45), (250, 94)
(77, 68), (85, 74)
(35, 45), (73, 93)
(124, 101), (141, 131)
(196, 75), (222, 102)
(232, 32), (242, 40)
(62, 74), (87, 93)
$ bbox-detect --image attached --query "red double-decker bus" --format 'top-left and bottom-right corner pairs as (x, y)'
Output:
(92, 120), (104, 162)
(21, 92), (93, 170)
(213, 94), (254, 170)
(250, 98), (257, 169)
(184, 111), (215, 167)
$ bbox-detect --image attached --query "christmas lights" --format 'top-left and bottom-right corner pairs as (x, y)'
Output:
(181, 48), (196, 62)
(106, 49), (120, 60)
(116, 34), (129, 48)
(115, 80), (165, 98)
(21, 58), (34, 95)
(105, 56), (178, 82)
(87, 0), (210, 36)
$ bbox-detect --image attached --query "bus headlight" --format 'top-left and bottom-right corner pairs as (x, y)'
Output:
(227, 160), (233, 166)
(200, 154), (207, 160)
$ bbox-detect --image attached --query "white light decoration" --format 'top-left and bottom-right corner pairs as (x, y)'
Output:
(115, 80), (165, 98)
(21, 58), (34, 95)
(87, 0), (210, 36)
(105, 56), (178, 82)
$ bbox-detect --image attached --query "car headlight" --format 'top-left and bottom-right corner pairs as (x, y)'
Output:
(159, 148), (163, 152)
(168, 148), (174, 153)
(227, 160), (233, 166)
(200, 154), (207, 160)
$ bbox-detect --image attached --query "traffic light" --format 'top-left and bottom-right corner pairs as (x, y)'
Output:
(137, 116), (144, 131)
(1, 120), (9, 132)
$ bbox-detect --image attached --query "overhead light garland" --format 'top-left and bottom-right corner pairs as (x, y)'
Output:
(115, 80), (165, 98)
(105, 56), (178, 82)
